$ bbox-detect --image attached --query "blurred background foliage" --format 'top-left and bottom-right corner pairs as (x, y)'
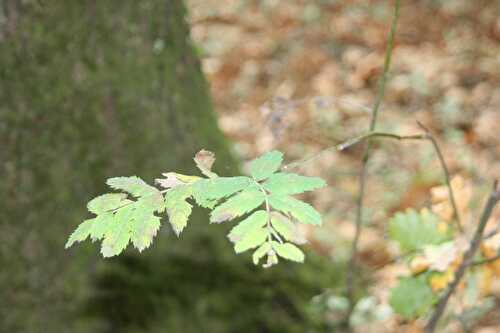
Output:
(186, 0), (499, 331)
(1, 0), (499, 332)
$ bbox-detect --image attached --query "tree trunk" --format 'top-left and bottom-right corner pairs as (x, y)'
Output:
(0, 1), (335, 332)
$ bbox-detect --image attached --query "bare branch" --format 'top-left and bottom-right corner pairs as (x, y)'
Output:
(284, 123), (464, 234)
(417, 121), (463, 233)
(425, 181), (500, 333)
(337, 131), (426, 150)
(345, 0), (401, 324)
(282, 131), (425, 171)
(482, 225), (498, 240)
(470, 252), (500, 267)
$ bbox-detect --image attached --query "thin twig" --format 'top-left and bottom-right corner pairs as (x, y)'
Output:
(470, 252), (500, 267)
(345, 0), (401, 324)
(282, 146), (338, 171)
(482, 225), (498, 240)
(424, 181), (499, 333)
(368, 250), (417, 272)
(282, 131), (425, 171)
(417, 121), (463, 233)
(283, 127), (464, 236)
(337, 131), (426, 150)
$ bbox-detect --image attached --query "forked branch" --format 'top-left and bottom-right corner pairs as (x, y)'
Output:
(424, 181), (499, 333)
(284, 126), (464, 235)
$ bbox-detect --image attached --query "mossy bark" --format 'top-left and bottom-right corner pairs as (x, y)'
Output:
(0, 1), (337, 332)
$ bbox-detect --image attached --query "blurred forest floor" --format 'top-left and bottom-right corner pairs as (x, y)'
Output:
(186, 0), (499, 332)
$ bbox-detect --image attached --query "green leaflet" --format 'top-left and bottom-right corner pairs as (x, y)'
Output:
(89, 212), (115, 241)
(65, 218), (95, 248)
(234, 227), (268, 254)
(272, 241), (305, 263)
(87, 193), (128, 214)
(253, 242), (272, 265)
(263, 173), (326, 195)
(210, 186), (265, 223)
(73, 176), (166, 257)
(270, 212), (294, 241)
(165, 184), (193, 236)
(268, 194), (322, 225)
(137, 192), (166, 213)
(266, 252), (279, 267)
(106, 176), (159, 197)
(192, 176), (252, 208)
(130, 216), (161, 252)
(101, 205), (135, 257)
(388, 208), (449, 252)
(250, 150), (283, 181)
(68, 184), (164, 257)
(107, 202), (162, 257)
(270, 213), (307, 244)
(389, 276), (435, 319)
(132, 200), (155, 221)
(106, 176), (165, 213)
(228, 210), (268, 243)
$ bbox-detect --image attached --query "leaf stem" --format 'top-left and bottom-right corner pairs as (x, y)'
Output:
(255, 180), (274, 245)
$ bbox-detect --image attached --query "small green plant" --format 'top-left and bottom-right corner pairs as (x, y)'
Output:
(387, 208), (450, 319)
(66, 150), (326, 267)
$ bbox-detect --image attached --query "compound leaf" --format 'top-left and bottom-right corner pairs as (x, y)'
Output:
(268, 194), (322, 225)
(263, 173), (326, 195)
(389, 276), (435, 319)
(210, 187), (265, 223)
(250, 150), (283, 181)
(65, 218), (95, 248)
(87, 193), (128, 214)
(388, 209), (448, 252)
(68, 149), (325, 265)
(272, 242), (305, 263)
(165, 184), (193, 235)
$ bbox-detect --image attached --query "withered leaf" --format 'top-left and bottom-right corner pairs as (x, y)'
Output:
(155, 172), (183, 189)
(194, 149), (217, 178)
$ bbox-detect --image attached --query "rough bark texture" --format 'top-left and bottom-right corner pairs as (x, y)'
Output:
(0, 1), (336, 332)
